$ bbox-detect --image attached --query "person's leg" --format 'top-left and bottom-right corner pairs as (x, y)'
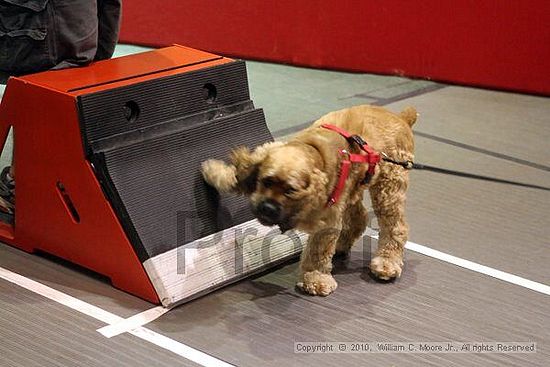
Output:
(95, 0), (122, 61)
(49, 0), (99, 69)
(0, 1), (56, 75)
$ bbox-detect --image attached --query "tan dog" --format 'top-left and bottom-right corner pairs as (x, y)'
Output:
(202, 105), (417, 296)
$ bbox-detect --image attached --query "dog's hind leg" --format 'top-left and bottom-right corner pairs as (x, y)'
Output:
(335, 201), (369, 256)
(368, 162), (410, 280)
(296, 225), (341, 296)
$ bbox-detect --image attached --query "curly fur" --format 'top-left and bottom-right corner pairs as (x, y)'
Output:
(202, 105), (416, 296)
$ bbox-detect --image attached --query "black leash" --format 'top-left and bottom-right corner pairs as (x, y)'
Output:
(381, 154), (550, 192)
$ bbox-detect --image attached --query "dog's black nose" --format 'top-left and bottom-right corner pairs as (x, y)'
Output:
(256, 200), (281, 222)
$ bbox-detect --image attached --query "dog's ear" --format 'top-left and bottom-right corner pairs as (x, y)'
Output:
(230, 142), (284, 194)
(201, 159), (238, 192)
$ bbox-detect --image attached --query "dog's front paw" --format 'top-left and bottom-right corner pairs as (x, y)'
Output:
(201, 159), (237, 192)
(296, 271), (338, 296)
(369, 255), (403, 280)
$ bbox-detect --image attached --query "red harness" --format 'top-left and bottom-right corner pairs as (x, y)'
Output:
(320, 124), (381, 207)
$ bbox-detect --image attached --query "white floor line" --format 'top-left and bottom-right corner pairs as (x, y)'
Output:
(0, 267), (122, 325)
(0, 266), (234, 367)
(364, 228), (550, 296)
(97, 306), (171, 338)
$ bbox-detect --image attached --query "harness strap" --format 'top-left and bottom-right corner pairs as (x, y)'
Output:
(327, 151), (351, 206)
(320, 123), (381, 206)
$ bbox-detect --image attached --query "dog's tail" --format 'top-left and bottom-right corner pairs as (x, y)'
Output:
(399, 106), (418, 127)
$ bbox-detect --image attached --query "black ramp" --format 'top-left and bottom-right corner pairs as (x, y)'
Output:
(77, 60), (273, 263)
(102, 109), (272, 260)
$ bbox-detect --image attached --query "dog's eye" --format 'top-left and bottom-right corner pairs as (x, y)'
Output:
(284, 187), (297, 196)
(262, 177), (275, 188)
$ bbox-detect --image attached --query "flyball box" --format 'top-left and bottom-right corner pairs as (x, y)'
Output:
(0, 45), (305, 306)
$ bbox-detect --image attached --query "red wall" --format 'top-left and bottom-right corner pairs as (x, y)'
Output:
(120, 1), (550, 95)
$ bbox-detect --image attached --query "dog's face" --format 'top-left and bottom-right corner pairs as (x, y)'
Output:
(234, 143), (328, 232)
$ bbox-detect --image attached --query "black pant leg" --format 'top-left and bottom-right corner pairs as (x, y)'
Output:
(95, 0), (122, 61)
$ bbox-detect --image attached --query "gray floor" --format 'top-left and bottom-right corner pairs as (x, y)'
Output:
(0, 45), (548, 366)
